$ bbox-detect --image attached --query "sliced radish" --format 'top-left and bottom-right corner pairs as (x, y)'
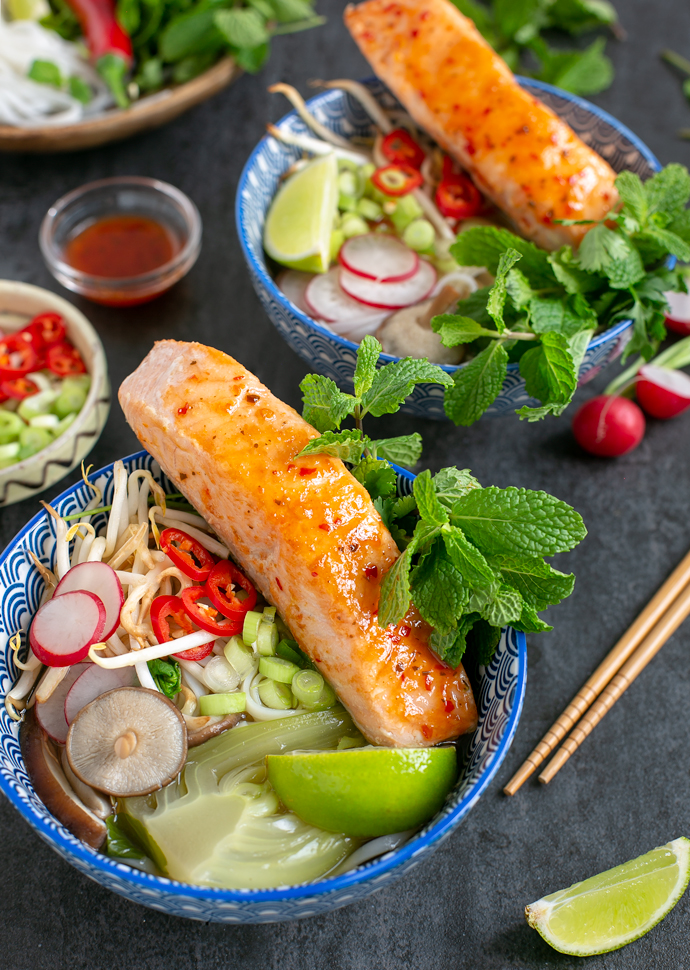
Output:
(29, 590), (106, 667)
(64, 664), (138, 726)
(34, 663), (89, 743)
(54, 561), (124, 642)
(276, 270), (315, 316)
(664, 290), (690, 335)
(636, 364), (690, 419)
(306, 267), (391, 326)
(332, 316), (389, 343)
(339, 259), (437, 310)
(339, 234), (419, 283)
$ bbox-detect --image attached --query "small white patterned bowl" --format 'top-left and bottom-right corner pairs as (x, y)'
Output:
(0, 451), (526, 923)
(236, 77), (660, 420)
(0, 281), (110, 506)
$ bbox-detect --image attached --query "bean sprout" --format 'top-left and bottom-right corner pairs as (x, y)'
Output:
(35, 665), (68, 704)
(86, 536), (106, 562)
(41, 501), (70, 579)
(266, 124), (370, 165)
(103, 461), (128, 559)
(313, 79), (394, 135)
(269, 83), (355, 150)
(88, 630), (216, 668)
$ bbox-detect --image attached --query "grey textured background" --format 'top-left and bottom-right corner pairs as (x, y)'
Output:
(1, 0), (690, 966)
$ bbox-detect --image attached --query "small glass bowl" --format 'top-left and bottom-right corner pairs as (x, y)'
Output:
(40, 176), (202, 307)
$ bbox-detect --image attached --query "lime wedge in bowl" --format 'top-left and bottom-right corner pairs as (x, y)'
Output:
(526, 837), (690, 956)
(266, 746), (457, 838)
(263, 154), (338, 274)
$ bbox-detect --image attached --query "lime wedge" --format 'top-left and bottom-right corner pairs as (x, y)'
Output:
(264, 154), (338, 273)
(526, 837), (690, 956)
(6, 0), (50, 18)
(266, 746), (456, 838)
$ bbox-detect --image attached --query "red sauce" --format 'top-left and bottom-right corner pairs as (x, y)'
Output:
(65, 215), (178, 278)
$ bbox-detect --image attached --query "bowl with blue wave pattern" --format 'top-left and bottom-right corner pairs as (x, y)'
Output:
(0, 280), (110, 506)
(0, 450), (526, 923)
(236, 77), (660, 421)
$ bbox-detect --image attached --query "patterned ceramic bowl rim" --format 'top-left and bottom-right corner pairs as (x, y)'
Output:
(0, 451), (527, 906)
(236, 76), (661, 374)
(0, 280), (109, 502)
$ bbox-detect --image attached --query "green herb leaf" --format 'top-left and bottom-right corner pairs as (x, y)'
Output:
(106, 817), (146, 861)
(511, 602), (553, 633)
(234, 42), (270, 73)
(489, 554), (575, 609)
(413, 470), (449, 527)
(353, 335), (381, 398)
(369, 433), (423, 467)
(300, 374), (356, 432)
(519, 331), (577, 407)
(147, 658), (181, 699)
(361, 358), (452, 417)
(466, 618), (502, 666)
(478, 584), (523, 627)
(451, 486), (587, 556)
(352, 457), (397, 501)
(547, 247), (604, 295)
(411, 541), (468, 634)
(532, 36), (613, 96)
(486, 248), (523, 332)
(643, 163), (690, 221)
(430, 612), (480, 668)
(378, 542), (417, 628)
(431, 315), (498, 347)
(297, 429), (366, 463)
(214, 7), (269, 49)
(444, 341), (509, 426)
(433, 467), (482, 507)
(577, 224), (645, 289)
(451, 226), (556, 286)
(442, 525), (496, 587)
(506, 267), (534, 309)
(28, 59), (62, 87)
(547, 0), (618, 34)
(160, 9), (224, 62)
(68, 75), (92, 103)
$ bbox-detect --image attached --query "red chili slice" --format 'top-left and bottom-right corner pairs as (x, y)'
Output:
(371, 164), (424, 197)
(0, 333), (39, 380)
(0, 377), (39, 400)
(435, 174), (483, 220)
(381, 128), (425, 169)
(180, 586), (244, 636)
(160, 527), (218, 581)
(23, 313), (66, 350)
(205, 560), (257, 620)
(46, 342), (86, 377)
(150, 594), (214, 661)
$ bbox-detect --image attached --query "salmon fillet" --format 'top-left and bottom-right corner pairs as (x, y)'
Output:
(119, 341), (477, 747)
(345, 0), (619, 250)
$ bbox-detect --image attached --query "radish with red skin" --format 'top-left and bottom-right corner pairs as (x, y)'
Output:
(339, 260), (437, 310)
(572, 395), (646, 457)
(636, 364), (690, 419)
(338, 234), (419, 283)
(65, 664), (138, 725)
(34, 664), (89, 743)
(30, 590), (106, 667)
(664, 290), (690, 336)
(54, 561), (124, 642)
(276, 270), (314, 316)
(305, 268), (388, 328)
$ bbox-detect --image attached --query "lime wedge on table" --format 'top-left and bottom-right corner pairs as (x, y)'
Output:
(264, 154), (338, 273)
(266, 746), (456, 838)
(526, 837), (690, 956)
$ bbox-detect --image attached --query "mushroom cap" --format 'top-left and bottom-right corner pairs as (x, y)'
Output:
(66, 687), (188, 797)
(186, 712), (242, 747)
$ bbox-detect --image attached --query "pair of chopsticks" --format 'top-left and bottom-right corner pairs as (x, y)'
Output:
(504, 547), (690, 795)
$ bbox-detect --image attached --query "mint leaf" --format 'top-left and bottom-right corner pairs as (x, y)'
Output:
(450, 0), (494, 32)
(547, 247), (604, 295)
(480, 584), (523, 627)
(511, 602), (553, 633)
(430, 612), (480, 668)
(269, 0), (315, 22)
(353, 335), (381, 398)
(489, 554), (575, 609)
(451, 227), (556, 286)
(643, 163), (690, 221)
(297, 429), (366, 463)
(506, 267), (534, 309)
(615, 170), (647, 231)
(519, 331), (577, 407)
(636, 227), (690, 263)
(414, 469), (449, 526)
(516, 402), (567, 422)
(532, 36), (612, 97)
(529, 296), (565, 334)
(361, 358), (452, 418)
(442, 525), (496, 587)
(411, 542), (468, 634)
(370, 433), (422, 467)
(466, 619), (502, 666)
(433, 467), (482, 507)
(453, 286), (494, 327)
(378, 543), (416, 627)
(352, 457), (397, 501)
(451, 486), (587, 556)
(215, 7), (268, 47)
(300, 374), (356, 432)
(431, 315), (498, 347)
(444, 341), (509, 426)
(486, 248), (523, 332)
(547, 0), (618, 34)
(577, 225), (645, 288)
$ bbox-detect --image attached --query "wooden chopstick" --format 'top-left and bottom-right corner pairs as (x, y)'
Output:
(504, 546), (690, 796)
(538, 580), (690, 783)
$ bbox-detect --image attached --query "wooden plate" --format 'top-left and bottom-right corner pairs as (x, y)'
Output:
(0, 56), (241, 154)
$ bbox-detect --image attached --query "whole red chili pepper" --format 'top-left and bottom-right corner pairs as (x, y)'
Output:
(65, 0), (133, 108)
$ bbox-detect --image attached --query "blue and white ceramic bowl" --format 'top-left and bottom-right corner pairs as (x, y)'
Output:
(237, 77), (660, 420)
(0, 451), (526, 923)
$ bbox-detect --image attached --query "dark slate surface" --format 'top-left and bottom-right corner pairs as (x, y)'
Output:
(1, 1), (689, 966)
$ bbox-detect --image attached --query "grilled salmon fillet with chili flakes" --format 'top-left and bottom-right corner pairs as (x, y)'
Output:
(345, 0), (619, 250)
(119, 341), (477, 747)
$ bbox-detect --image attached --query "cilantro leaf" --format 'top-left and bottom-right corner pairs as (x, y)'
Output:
(489, 554), (575, 609)
(411, 541), (468, 634)
(577, 224), (645, 289)
(353, 335), (381, 398)
(300, 374), (356, 432)
(486, 248), (523, 332)
(451, 486), (587, 556)
(444, 341), (509, 426)
(519, 331), (577, 408)
(147, 658), (181, 699)
(615, 170), (648, 231)
(433, 467), (482, 507)
(297, 429), (367, 463)
(414, 469), (449, 527)
(370, 433), (422, 467)
(451, 226), (556, 286)
(352, 457), (397, 501)
(361, 358), (452, 418)
(547, 247), (604, 295)
(392, 493), (417, 518)
(636, 227), (690, 263)
(431, 315), (498, 347)
(378, 542), (416, 627)
(442, 525), (496, 587)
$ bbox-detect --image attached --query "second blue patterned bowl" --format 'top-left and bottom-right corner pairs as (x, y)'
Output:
(0, 451), (526, 923)
(236, 77), (660, 420)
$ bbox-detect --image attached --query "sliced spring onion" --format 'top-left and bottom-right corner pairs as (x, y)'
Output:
(357, 197), (383, 221)
(242, 610), (263, 645)
(54, 412), (77, 436)
(262, 606), (276, 623)
(17, 389), (58, 422)
(257, 677), (294, 710)
(202, 656), (242, 694)
(18, 426), (52, 459)
(301, 681), (337, 713)
(0, 442), (20, 461)
(0, 410), (24, 443)
(256, 620), (279, 657)
(224, 636), (256, 679)
(292, 669), (325, 705)
(199, 692), (246, 715)
(276, 639), (311, 669)
(259, 656), (299, 684)
(29, 413), (60, 430)
(53, 377), (89, 420)
(403, 218), (435, 252)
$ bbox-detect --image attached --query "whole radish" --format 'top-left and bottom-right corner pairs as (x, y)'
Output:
(572, 395), (645, 457)
(635, 364), (690, 419)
